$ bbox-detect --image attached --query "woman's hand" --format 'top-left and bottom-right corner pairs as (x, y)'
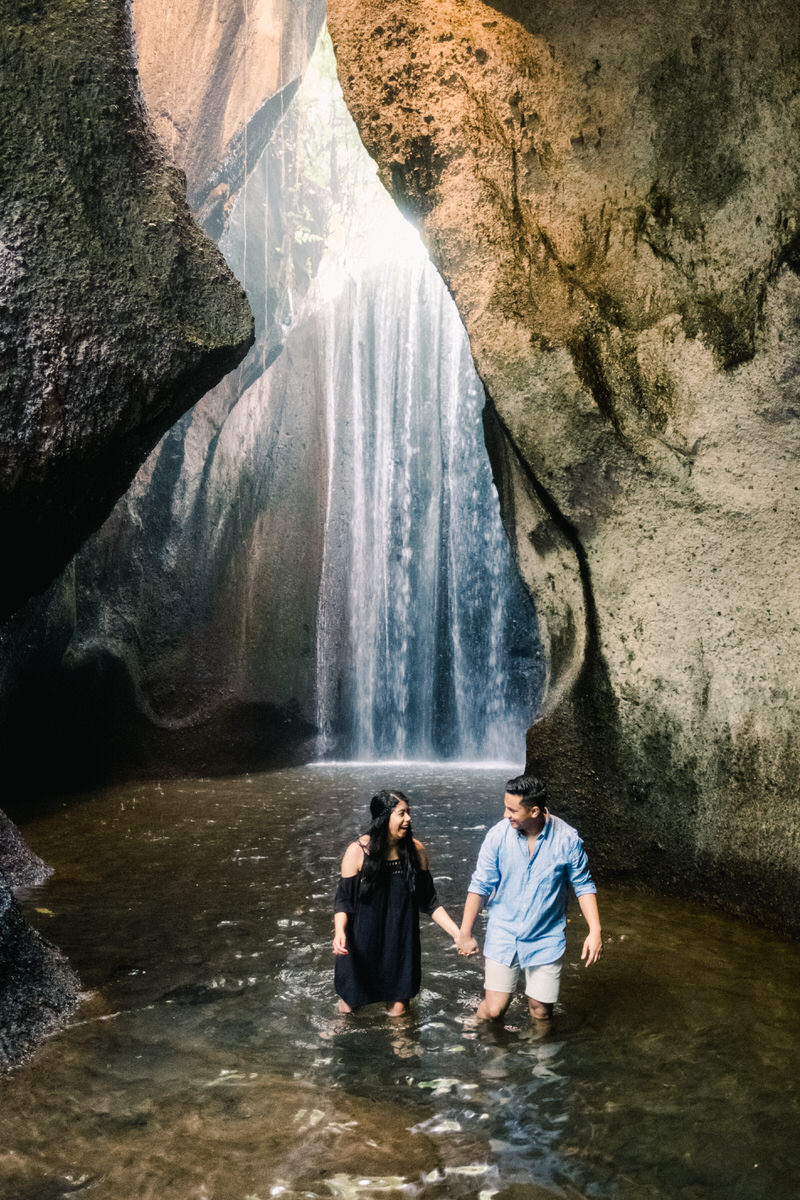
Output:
(455, 932), (480, 957)
(332, 932), (348, 956)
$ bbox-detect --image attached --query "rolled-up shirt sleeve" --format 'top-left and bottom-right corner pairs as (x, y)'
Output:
(567, 837), (596, 897)
(468, 827), (502, 897)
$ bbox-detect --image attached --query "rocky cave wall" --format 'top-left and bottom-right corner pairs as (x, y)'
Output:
(0, 0), (255, 622)
(0, 18), (542, 791)
(132, 0), (326, 233)
(0, 0), (282, 1065)
(0, 3), (328, 798)
(328, 0), (800, 931)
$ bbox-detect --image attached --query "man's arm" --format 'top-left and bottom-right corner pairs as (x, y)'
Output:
(578, 892), (602, 967)
(457, 891), (484, 956)
(457, 825), (501, 956)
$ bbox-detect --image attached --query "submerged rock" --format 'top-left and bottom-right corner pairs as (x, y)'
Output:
(0, 811), (51, 889)
(328, 0), (800, 930)
(0, 882), (79, 1071)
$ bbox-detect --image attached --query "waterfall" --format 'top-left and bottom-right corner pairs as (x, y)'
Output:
(314, 232), (541, 762)
(214, 26), (540, 762)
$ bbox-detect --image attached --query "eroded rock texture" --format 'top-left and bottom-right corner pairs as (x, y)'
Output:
(328, 0), (800, 928)
(132, 0), (325, 235)
(0, 882), (80, 1071)
(0, 0), (254, 621)
(0, 32), (339, 793)
(0, 816), (78, 1070)
(0, 0), (256, 1064)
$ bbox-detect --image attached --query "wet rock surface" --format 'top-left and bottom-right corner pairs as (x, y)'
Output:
(0, 882), (79, 1072)
(0, 749), (76, 1078)
(0, 21), (339, 798)
(0, 0), (254, 621)
(327, 0), (800, 930)
(132, 0), (325, 219)
(0, 0), (267, 1067)
(0, 811), (51, 889)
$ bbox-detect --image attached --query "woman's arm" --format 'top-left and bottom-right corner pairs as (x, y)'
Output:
(430, 905), (461, 942)
(456, 892), (484, 956)
(340, 839), (366, 877)
(333, 911), (349, 955)
(332, 840), (366, 956)
(415, 840), (472, 948)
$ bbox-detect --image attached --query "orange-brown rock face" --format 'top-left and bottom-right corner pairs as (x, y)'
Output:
(328, 0), (800, 927)
(132, 0), (324, 230)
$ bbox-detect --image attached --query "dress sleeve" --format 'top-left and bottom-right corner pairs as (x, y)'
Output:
(334, 874), (359, 916)
(416, 868), (440, 915)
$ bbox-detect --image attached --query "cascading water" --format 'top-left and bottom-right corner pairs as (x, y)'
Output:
(0, 27), (540, 777)
(311, 124), (542, 760)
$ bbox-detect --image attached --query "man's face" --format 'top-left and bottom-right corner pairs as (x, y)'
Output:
(503, 792), (539, 831)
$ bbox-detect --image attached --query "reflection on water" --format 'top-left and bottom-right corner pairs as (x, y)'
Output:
(2, 766), (799, 1199)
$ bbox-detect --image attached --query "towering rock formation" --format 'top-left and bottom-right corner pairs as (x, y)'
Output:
(0, 0), (254, 621)
(327, 0), (800, 929)
(0, 27), (541, 790)
(0, 0), (255, 1064)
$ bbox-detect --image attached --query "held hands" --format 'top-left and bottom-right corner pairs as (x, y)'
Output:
(332, 932), (348, 956)
(581, 928), (603, 967)
(455, 932), (480, 957)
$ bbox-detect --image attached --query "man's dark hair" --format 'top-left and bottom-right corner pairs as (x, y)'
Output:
(505, 774), (547, 809)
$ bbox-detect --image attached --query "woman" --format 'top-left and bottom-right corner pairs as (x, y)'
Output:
(332, 789), (462, 1015)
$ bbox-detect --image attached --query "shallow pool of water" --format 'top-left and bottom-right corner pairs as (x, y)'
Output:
(2, 766), (798, 1200)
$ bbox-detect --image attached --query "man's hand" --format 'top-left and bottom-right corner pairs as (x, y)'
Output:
(581, 928), (603, 967)
(455, 932), (480, 957)
(332, 932), (348, 956)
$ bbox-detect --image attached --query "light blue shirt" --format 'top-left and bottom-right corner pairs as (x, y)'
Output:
(468, 813), (596, 967)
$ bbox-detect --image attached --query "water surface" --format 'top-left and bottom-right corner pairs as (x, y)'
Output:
(2, 766), (798, 1200)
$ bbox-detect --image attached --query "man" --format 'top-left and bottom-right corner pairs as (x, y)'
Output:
(457, 774), (602, 1021)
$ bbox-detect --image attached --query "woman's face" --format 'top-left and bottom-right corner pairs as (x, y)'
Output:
(388, 799), (412, 840)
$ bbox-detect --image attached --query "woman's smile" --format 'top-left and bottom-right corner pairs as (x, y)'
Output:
(388, 800), (412, 840)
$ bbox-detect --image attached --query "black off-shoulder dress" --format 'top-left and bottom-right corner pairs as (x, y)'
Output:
(334, 859), (440, 1008)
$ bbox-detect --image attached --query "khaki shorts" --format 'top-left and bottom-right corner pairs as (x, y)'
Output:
(484, 955), (564, 1004)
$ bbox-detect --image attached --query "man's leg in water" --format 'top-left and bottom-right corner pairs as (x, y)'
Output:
(477, 988), (514, 1021)
(478, 958), (520, 1020)
(527, 995), (553, 1021)
(523, 959), (562, 1022)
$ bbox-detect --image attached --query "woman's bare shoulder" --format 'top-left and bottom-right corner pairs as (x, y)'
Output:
(341, 839), (367, 877)
(413, 839), (430, 869)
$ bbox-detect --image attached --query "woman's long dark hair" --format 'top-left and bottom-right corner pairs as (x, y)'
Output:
(360, 789), (420, 898)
